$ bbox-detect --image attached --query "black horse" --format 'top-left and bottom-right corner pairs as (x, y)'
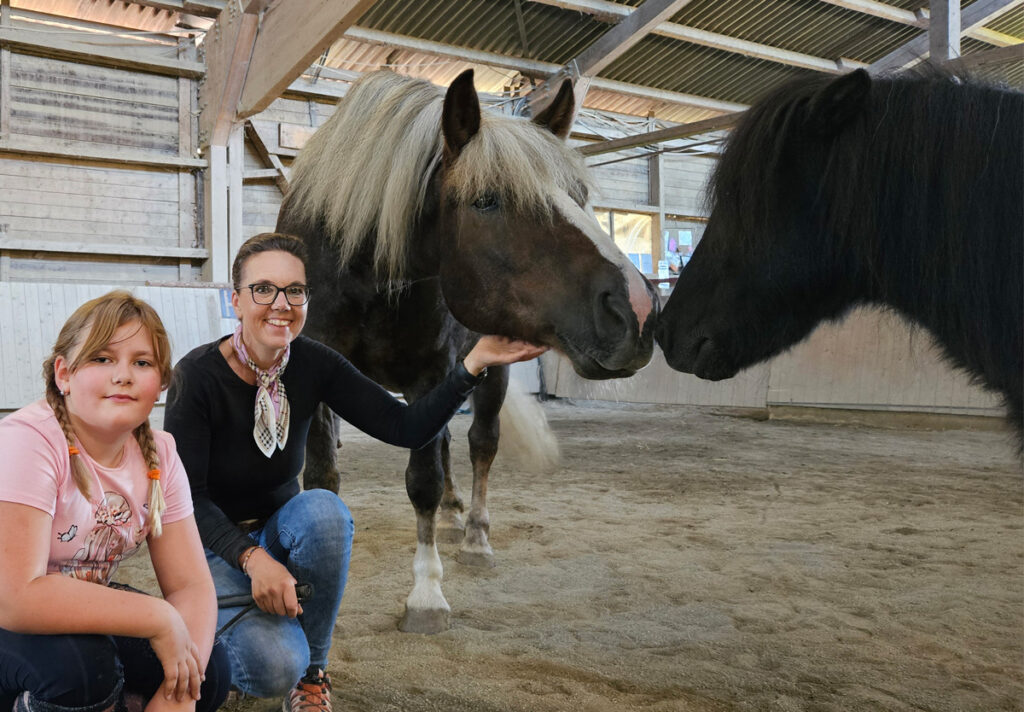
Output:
(656, 68), (1023, 435)
(277, 70), (658, 633)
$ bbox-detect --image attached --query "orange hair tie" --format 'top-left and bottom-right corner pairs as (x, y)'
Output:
(147, 469), (161, 481)
(68, 446), (80, 456)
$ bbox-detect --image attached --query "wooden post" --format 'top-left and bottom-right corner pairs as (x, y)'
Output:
(647, 116), (664, 276)
(0, 0), (10, 144)
(203, 144), (229, 283)
(930, 0), (960, 62)
(227, 124), (245, 269)
(178, 39), (196, 281)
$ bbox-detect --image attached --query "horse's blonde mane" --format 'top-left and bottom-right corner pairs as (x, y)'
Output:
(285, 71), (594, 283)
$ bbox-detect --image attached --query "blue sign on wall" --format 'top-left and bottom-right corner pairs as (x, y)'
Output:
(218, 288), (234, 318)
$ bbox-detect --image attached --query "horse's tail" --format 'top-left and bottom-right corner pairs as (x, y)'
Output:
(499, 374), (560, 472)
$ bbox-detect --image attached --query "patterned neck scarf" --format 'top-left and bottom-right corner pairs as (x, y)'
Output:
(232, 322), (290, 457)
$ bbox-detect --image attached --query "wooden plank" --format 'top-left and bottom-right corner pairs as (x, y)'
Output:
(12, 53), (179, 108)
(244, 120), (288, 193)
(236, 0), (376, 119)
(228, 125), (244, 266)
(0, 238), (207, 259)
(930, 0), (960, 63)
(579, 113), (740, 156)
(197, 0), (263, 146)
(279, 123), (316, 151)
(2, 201), (180, 227)
(203, 143), (229, 282)
(946, 42), (1024, 72)
(6, 256), (184, 285)
(0, 47), (9, 143)
(0, 137), (205, 168)
(573, 0), (695, 78)
(870, 0), (1023, 71)
(0, 26), (204, 78)
(128, 0), (225, 17)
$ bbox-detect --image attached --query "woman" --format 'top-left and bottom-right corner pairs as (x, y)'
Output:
(164, 233), (546, 712)
(0, 291), (230, 712)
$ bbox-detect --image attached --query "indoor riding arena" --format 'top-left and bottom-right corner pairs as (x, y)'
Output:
(0, 2), (1021, 712)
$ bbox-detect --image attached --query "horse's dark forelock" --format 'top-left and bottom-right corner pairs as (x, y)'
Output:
(705, 67), (1023, 428)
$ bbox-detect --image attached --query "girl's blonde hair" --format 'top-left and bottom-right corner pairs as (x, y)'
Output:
(42, 290), (173, 536)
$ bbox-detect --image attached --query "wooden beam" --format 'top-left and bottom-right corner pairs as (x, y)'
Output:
(0, 25), (203, 77)
(0, 0), (9, 145)
(945, 41), (1024, 71)
(236, 0), (376, 120)
(528, 0), (868, 72)
(0, 139), (206, 169)
(929, 0), (960, 62)
(345, 26), (745, 115)
(197, 0), (263, 147)
(819, 0), (1021, 46)
(572, 0), (694, 78)
(243, 120), (288, 193)
(0, 238), (208, 259)
(578, 111), (741, 156)
(527, 0), (693, 117)
(126, 0), (225, 17)
(871, 0), (1024, 71)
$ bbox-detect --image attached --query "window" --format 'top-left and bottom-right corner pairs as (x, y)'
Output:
(594, 209), (654, 275)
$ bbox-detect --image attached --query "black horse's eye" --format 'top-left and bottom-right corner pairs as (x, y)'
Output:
(472, 193), (499, 211)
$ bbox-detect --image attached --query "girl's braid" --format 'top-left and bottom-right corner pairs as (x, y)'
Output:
(134, 420), (165, 537)
(43, 358), (93, 501)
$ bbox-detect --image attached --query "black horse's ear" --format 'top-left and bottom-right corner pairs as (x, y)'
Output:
(442, 69), (481, 158)
(805, 68), (871, 135)
(532, 78), (576, 139)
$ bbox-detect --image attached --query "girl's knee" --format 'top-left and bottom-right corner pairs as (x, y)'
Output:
(26, 635), (122, 707)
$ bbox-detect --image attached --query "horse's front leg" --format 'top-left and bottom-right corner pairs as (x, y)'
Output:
(457, 365), (508, 568)
(302, 403), (341, 492)
(399, 432), (450, 634)
(436, 427), (467, 544)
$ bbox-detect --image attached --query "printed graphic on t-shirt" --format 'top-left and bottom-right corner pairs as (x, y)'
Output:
(60, 492), (145, 584)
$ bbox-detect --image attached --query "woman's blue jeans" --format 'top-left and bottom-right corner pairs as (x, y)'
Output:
(209, 489), (354, 698)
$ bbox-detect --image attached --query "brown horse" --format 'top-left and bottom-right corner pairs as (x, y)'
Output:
(277, 69), (658, 632)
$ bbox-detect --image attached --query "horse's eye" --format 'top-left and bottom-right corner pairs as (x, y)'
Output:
(472, 194), (499, 211)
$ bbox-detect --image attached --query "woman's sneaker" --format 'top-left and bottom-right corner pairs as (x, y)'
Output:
(283, 668), (332, 712)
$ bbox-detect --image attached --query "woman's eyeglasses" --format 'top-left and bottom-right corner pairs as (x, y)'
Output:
(242, 283), (310, 305)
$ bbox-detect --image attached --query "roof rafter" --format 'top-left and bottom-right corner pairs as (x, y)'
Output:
(870, 0), (1024, 71)
(819, 0), (1021, 47)
(125, 0), (224, 18)
(344, 25), (747, 115)
(527, 0), (869, 72)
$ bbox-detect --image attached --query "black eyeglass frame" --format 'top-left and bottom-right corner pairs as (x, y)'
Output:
(241, 283), (311, 306)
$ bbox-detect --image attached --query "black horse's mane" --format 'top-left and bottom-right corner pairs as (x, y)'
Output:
(708, 67), (1023, 423)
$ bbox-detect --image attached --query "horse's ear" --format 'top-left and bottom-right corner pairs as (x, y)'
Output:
(805, 69), (871, 135)
(442, 69), (481, 158)
(532, 78), (575, 139)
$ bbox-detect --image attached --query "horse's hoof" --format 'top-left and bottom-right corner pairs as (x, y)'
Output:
(457, 549), (497, 568)
(399, 606), (450, 634)
(437, 509), (465, 544)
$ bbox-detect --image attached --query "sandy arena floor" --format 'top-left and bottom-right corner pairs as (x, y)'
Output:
(121, 400), (1023, 712)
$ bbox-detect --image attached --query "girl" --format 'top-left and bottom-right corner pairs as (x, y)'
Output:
(0, 291), (230, 712)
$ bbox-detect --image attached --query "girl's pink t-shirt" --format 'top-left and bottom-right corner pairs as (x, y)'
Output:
(0, 399), (193, 585)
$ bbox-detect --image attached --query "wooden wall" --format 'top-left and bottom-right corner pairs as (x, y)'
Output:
(0, 13), (204, 284)
(0, 282), (233, 421)
(545, 306), (1004, 419)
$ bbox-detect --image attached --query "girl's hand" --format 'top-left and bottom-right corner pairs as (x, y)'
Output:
(463, 336), (548, 376)
(149, 605), (204, 703)
(246, 548), (302, 618)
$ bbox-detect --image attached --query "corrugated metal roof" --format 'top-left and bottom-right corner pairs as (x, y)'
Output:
(14, 0), (1024, 123)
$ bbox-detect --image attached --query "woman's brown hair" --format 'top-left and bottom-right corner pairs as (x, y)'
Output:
(231, 232), (309, 291)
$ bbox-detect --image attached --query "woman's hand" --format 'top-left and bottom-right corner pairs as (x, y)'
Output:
(463, 336), (549, 376)
(149, 603), (204, 704)
(246, 548), (303, 618)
